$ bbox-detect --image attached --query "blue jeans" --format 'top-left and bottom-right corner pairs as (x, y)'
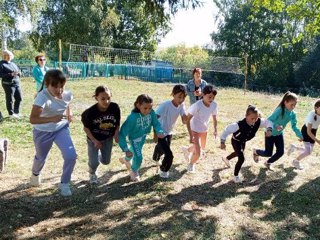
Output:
(87, 137), (113, 174)
(32, 124), (77, 183)
(256, 134), (284, 164)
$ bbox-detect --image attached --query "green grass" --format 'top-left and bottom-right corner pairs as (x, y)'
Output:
(1, 77), (320, 239)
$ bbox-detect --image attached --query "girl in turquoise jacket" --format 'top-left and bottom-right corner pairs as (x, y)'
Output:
(253, 91), (303, 170)
(119, 94), (164, 182)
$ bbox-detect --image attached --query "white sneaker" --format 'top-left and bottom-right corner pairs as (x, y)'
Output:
(292, 159), (303, 170)
(89, 173), (98, 184)
(187, 163), (196, 173)
(233, 176), (242, 183)
(159, 170), (169, 178)
(59, 183), (72, 197)
(181, 146), (191, 163)
(287, 144), (296, 156)
(30, 174), (41, 187)
(222, 157), (231, 168)
(130, 170), (140, 182)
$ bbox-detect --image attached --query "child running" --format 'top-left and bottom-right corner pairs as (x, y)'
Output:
(29, 69), (77, 197)
(287, 99), (320, 170)
(81, 86), (120, 184)
(119, 94), (164, 182)
(253, 91), (303, 170)
(182, 85), (218, 173)
(220, 105), (273, 183)
(152, 84), (188, 178)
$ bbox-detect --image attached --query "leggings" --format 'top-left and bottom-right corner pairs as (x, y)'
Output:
(226, 138), (246, 176)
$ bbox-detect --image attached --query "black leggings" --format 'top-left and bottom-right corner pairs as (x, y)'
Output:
(226, 138), (246, 176)
(152, 135), (173, 172)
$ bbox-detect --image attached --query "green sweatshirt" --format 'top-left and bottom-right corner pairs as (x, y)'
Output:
(119, 109), (164, 152)
(268, 107), (302, 138)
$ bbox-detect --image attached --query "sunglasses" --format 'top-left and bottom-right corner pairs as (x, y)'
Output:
(39, 59), (46, 61)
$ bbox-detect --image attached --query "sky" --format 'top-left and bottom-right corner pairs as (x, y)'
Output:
(158, 0), (218, 48)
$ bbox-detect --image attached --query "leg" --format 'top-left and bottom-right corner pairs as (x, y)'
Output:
(13, 84), (22, 114)
(54, 126), (77, 183)
(100, 137), (113, 165)
(233, 141), (246, 176)
(256, 135), (275, 157)
(297, 142), (314, 160)
(152, 140), (164, 162)
(87, 139), (99, 174)
(2, 84), (14, 115)
(31, 129), (54, 176)
(267, 135), (284, 164)
(159, 135), (173, 172)
(190, 131), (202, 164)
(130, 136), (146, 172)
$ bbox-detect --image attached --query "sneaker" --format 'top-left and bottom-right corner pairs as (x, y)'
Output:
(222, 156), (231, 168)
(89, 173), (98, 184)
(264, 161), (273, 171)
(287, 144), (296, 156)
(30, 174), (41, 187)
(182, 146), (191, 163)
(59, 183), (72, 197)
(159, 169), (169, 178)
(292, 159), (303, 170)
(253, 149), (259, 163)
(233, 176), (242, 183)
(130, 170), (140, 182)
(187, 163), (196, 173)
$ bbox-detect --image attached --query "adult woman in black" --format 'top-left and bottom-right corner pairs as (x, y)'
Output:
(0, 50), (22, 118)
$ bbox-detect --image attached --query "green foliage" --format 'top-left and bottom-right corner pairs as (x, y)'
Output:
(157, 44), (211, 69)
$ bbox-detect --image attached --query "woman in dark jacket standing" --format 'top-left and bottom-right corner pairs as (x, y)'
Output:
(0, 50), (22, 118)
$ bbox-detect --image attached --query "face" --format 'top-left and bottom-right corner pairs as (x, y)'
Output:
(315, 106), (320, 115)
(202, 93), (216, 106)
(284, 99), (297, 111)
(194, 71), (202, 80)
(138, 102), (153, 115)
(246, 112), (259, 126)
(47, 83), (64, 98)
(96, 91), (111, 110)
(172, 92), (186, 106)
(38, 57), (46, 66)
(2, 53), (10, 61)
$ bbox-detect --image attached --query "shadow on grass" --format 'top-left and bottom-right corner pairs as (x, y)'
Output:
(1, 163), (319, 239)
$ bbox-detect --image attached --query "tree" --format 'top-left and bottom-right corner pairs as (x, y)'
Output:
(252, 0), (320, 42)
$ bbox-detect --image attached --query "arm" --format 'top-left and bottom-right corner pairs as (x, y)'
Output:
(220, 122), (239, 149)
(83, 127), (102, 149)
(29, 105), (63, 124)
(186, 113), (193, 143)
(32, 67), (43, 84)
(259, 118), (273, 137)
(66, 105), (73, 122)
(290, 112), (303, 139)
(151, 110), (164, 138)
(118, 116), (133, 153)
(212, 114), (218, 138)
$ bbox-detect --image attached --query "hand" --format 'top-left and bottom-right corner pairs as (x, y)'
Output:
(265, 130), (272, 137)
(52, 115), (64, 123)
(276, 125), (283, 131)
(126, 151), (133, 158)
(220, 143), (226, 150)
(157, 133), (165, 139)
(298, 138), (303, 142)
(114, 134), (119, 143)
(66, 114), (73, 123)
(93, 139), (102, 149)
(189, 136), (194, 144)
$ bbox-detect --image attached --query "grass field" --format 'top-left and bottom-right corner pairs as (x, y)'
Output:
(1, 77), (320, 240)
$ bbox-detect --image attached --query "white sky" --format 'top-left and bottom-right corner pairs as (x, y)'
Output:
(158, 0), (218, 48)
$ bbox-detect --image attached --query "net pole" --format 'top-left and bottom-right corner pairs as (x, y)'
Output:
(59, 39), (62, 70)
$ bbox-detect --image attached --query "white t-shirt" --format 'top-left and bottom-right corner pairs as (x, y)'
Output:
(305, 111), (320, 129)
(188, 100), (217, 133)
(33, 89), (73, 132)
(156, 100), (186, 135)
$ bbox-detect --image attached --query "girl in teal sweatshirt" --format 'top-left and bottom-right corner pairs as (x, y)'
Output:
(119, 94), (164, 182)
(253, 91), (303, 170)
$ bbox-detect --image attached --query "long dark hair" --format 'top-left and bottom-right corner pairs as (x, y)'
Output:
(277, 91), (298, 117)
(39, 69), (66, 92)
(133, 94), (153, 113)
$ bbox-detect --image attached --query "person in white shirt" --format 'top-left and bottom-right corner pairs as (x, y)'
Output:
(220, 105), (273, 183)
(287, 99), (320, 170)
(182, 85), (218, 173)
(152, 85), (188, 178)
